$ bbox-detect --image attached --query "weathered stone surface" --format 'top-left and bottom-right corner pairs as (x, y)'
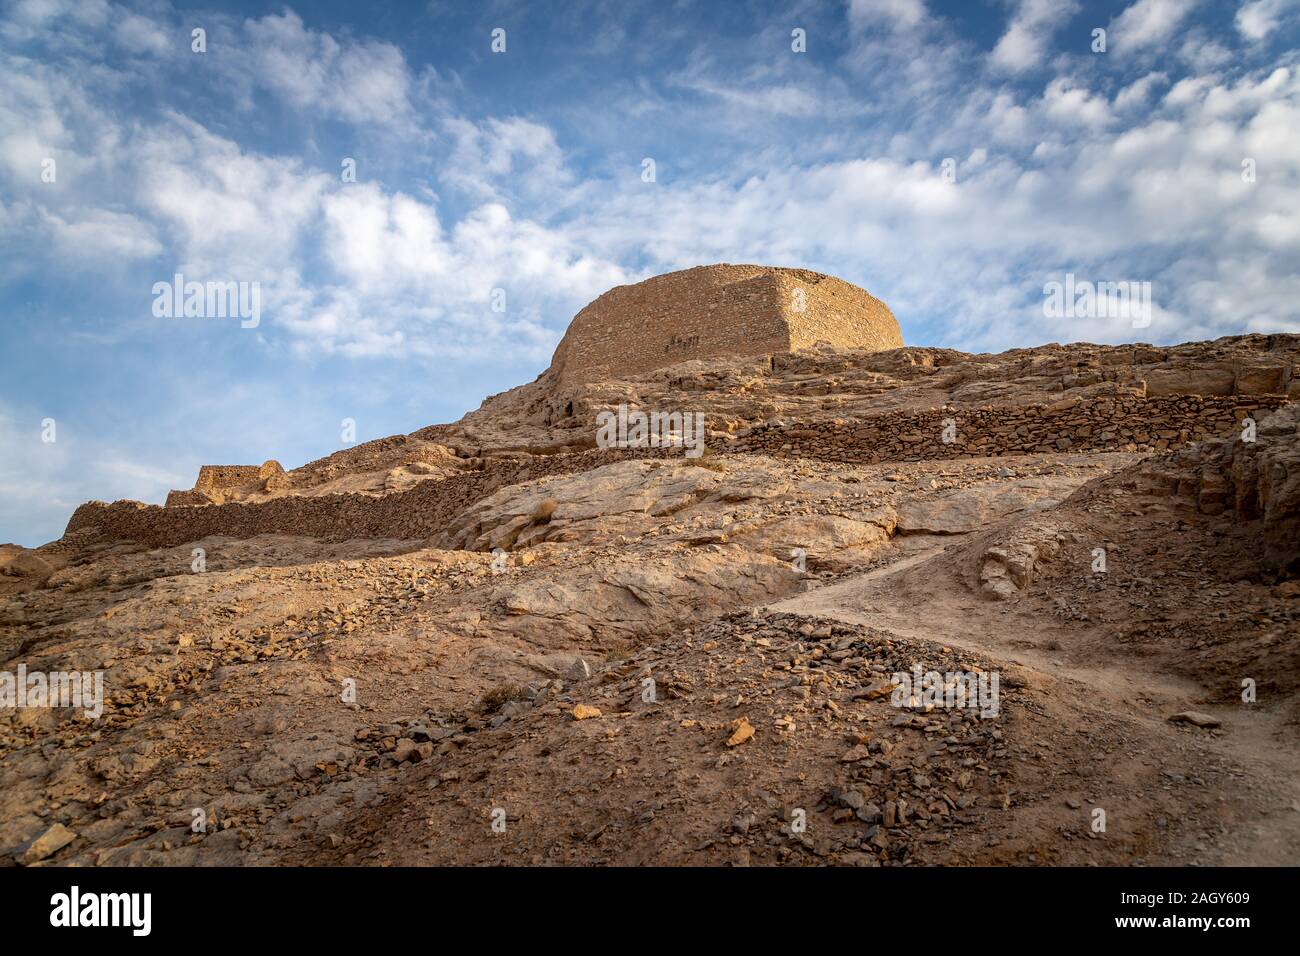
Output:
(1168, 711), (1222, 728)
(19, 823), (76, 865)
(978, 522), (1067, 600)
(1144, 364), (1235, 397)
(1143, 403), (1300, 573)
(547, 264), (902, 385)
(895, 479), (1081, 535)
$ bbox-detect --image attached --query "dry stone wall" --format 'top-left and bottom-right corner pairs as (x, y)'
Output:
(769, 270), (901, 352)
(63, 394), (1289, 550)
(166, 460), (286, 506)
(63, 448), (680, 550)
(734, 395), (1288, 463)
(547, 264), (901, 385)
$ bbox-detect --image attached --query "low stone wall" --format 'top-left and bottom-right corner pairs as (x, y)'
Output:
(62, 448), (678, 550)
(733, 395), (1289, 462)
(63, 395), (1290, 550)
(163, 489), (212, 508)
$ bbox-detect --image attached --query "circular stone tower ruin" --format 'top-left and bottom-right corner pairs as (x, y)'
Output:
(546, 263), (902, 385)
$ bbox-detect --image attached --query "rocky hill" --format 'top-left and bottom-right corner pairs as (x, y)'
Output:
(1, 268), (1297, 867)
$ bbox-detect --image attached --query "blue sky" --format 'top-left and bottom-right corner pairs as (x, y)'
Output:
(2, 0), (1298, 545)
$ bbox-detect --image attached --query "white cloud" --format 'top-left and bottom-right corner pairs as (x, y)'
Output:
(443, 116), (575, 204)
(0, 0), (110, 43)
(1109, 0), (1200, 52)
(848, 0), (929, 32)
(669, 73), (823, 117)
(111, 11), (170, 57)
(1235, 0), (1295, 41)
(136, 114), (331, 279)
(991, 0), (1079, 73)
(39, 204), (162, 260)
(841, 0), (970, 104)
(1115, 71), (1169, 110)
(235, 11), (419, 129)
(310, 187), (627, 360)
(1, 1), (1297, 368)
(538, 61), (1300, 350)
(1041, 77), (1113, 129)
(1178, 34), (1234, 70)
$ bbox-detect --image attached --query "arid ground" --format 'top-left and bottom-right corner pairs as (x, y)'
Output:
(3, 331), (1298, 866)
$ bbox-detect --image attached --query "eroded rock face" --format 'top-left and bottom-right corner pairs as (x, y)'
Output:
(1229, 405), (1300, 573)
(439, 460), (737, 551)
(439, 458), (803, 551)
(1135, 403), (1300, 574)
(977, 522), (1068, 600)
(0, 545), (56, 596)
(895, 479), (1083, 536)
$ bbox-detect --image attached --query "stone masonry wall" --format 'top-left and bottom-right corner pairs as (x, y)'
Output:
(165, 460), (286, 506)
(63, 448), (680, 550)
(549, 265), (788, 385)
(769, 270), (901, 352)
(734, 395), (1288, 462)
(548, 264), (901, 385)
(194, 465), (263, 491)
(63, 394), (1288, 550)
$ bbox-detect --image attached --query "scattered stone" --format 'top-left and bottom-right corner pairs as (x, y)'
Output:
(726, 717), (756, 747)
(1167, 711), (1222, 729)
(20, 824), (76, 865)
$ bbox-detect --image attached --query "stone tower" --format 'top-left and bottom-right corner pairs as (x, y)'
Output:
(546, 264), (903, 385)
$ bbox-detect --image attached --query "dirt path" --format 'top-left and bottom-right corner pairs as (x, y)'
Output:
(768, 537), (1300, 866)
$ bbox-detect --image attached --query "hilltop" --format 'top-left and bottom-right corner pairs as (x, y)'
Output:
(1, 267), (1297, 867)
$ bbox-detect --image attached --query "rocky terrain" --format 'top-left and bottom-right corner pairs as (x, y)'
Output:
(2, 324), (1298, 867)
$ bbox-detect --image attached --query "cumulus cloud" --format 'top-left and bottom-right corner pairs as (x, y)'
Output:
(1109, 0), (1200, 53)
(991, 0), (1080, 73)
(1041, 76), (1114, 129)
(1115, 71), (1170, 110)
(234, 11), (419, 128)
(135, 114), (331, 277)
(306, 189), (627, 361)
(3, 0), (1297, 359)
(1235, 0), (1296, 41)
(443, 116), (575, 204)
(111, 11), (170, 56)
(2, 0), (1300, 544)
